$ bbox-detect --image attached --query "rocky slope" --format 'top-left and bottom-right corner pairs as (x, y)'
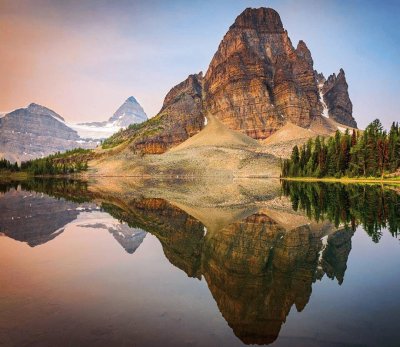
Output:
(90, 112), (280, 178)
(0, 103), (97, 163)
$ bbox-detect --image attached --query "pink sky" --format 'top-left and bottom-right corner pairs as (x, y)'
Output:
(1, 0), (399, 128)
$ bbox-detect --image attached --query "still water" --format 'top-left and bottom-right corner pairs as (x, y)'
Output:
(0, 179), (399, 347)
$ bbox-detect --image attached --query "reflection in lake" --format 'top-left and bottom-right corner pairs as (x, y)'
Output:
(0, 179), (399, 346)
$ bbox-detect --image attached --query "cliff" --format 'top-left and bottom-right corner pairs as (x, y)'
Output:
(203, 8), (321, 140)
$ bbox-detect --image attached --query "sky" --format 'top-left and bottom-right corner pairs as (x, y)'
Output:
(0, 0), (399, 129)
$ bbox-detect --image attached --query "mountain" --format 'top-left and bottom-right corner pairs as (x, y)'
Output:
(72, 96), (148, 139)
(0, 97), (147, 162)
(106, 7), (357, 155)
(0, 103), (97, 163)
(108, 96), (148, 127)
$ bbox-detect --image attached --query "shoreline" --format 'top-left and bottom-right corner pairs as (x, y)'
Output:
(281, 177), (400, 184)
(1, 172), (400, 185)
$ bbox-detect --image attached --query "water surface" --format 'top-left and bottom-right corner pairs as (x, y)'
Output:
(0, 179), (399, 346)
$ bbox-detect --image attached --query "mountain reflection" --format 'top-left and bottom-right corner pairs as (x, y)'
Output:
(0, 178), (399, 345)
(0, 182), (147, 253)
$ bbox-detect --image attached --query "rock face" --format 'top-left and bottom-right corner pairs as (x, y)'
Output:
(0, 103), (97, 163)
(320, 69), (357, 128)
(203, 8), (322, 140)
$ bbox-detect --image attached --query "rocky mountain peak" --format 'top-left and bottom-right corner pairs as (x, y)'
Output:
(321, 68), (357, 128)
(203, 6), (322, 139)
(108, 96), (148, 127)
(296, 40), (313, 66)
(230, 7), (284, 33)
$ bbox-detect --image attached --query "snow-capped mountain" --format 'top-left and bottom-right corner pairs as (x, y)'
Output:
(71, 96), (148, 139)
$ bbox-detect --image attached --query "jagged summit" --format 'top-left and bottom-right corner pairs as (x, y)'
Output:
(230, 7), (284, 33)
(321, 68), (357, 128)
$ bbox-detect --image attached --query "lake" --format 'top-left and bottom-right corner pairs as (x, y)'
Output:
(0, 178), (399, 347)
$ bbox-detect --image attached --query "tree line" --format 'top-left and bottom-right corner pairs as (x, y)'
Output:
(0, 148), (91, 175)
(0, 159), (19, 172)
(281, 120), (400, 178)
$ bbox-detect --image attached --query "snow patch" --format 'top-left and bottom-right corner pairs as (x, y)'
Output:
(319, 89), (329, 118)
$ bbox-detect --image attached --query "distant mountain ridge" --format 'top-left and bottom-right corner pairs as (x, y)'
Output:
(0, 97), (147, 162)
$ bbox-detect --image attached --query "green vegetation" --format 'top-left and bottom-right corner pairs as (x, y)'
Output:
(281, 120), (400, 179)
(101, 116), (163, 149)
(101, 122), (147, 149)
(282, 181), (400, 242)
(21, 148), (91, 175)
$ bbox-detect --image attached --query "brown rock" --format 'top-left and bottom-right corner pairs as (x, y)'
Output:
(203, 7), (321, 140)
(321, 69), (357, 128)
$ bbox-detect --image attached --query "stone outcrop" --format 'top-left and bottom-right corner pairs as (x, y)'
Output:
(203, 8), (322, 140)
(0, 103), (97, 163)
(320, 69), (357, 128)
